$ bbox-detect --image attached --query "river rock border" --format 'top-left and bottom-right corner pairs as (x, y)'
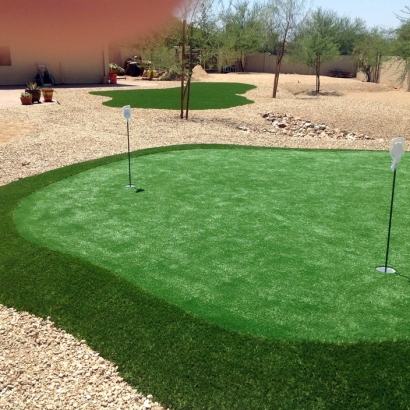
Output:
(260, 113), (374, 141)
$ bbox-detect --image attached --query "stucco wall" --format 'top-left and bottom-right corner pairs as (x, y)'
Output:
(245, 53), (356, 76)
(356, 58), (410, 90)
(0, 43), (108, 86)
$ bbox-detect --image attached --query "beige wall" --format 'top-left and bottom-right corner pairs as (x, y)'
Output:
(0, 43), (109, 86)
(356, 58), (410, 90)
(245, 53), (356, 76)
(113, 45), (144, 66)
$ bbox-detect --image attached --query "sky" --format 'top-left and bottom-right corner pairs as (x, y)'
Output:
(311, 0), (407, 29)
(220, 0), (408, 29)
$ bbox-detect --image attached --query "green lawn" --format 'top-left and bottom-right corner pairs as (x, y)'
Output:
(90, 82), (256, 109)
(2, 145), (410, 409)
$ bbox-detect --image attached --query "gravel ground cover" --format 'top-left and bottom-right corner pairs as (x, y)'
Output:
(0, 306), (164, 409)
(1, 72), (409, 408)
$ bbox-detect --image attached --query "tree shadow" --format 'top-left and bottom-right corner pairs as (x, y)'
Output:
(294, 90), (343, 97)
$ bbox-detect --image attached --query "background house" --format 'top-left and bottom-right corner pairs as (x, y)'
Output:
(0, 0), (181, 86)
(0, 44), (111, 86)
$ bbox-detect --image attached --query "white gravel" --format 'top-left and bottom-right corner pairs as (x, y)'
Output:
(0, 72), (409, 409)
(0, 306), (165, 409)
(2, 72), (409, 187)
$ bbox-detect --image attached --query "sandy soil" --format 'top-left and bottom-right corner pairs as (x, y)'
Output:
(0, 120), (36, 144)
(2, 73), (409, 147)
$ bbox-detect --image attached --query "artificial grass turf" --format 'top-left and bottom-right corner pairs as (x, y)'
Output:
(13, 147), (410, 342)
(89, 82), (256, 109)
(2, 145), (410, 409)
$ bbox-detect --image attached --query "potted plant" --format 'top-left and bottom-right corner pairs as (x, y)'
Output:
(109, 63), (119, 74)
(42, 87), (54, 102)
(108, 63), (125, 84)
(25, 82), (41, 103)
(20, 92), (32, 105)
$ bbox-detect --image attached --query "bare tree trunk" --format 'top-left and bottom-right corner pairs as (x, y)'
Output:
(272, 48), (283, 98)
(374, 53), (381, 84)
(180, 19), (186, 119)
(185, 23), (194, 120)
(365, 67), (371, 82)
(237, 57), (244, 72)
(273, 63), (280, 98)
(315, 53), (321, 94)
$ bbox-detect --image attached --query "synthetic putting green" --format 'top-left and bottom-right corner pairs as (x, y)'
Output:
(3, 145), (410, 409)
(14, 147), (410, 342)
(90, 82), (256, 109)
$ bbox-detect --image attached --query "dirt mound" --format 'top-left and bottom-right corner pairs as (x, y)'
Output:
(191, 65), (209, 81)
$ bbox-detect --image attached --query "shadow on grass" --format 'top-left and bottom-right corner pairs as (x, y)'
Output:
(395, 272), (410, 283)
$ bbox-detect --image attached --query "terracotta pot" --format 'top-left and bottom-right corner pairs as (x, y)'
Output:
(42, 89), (54, 102)
(20, 96), (32, 105)
(25, 89), (41, 103)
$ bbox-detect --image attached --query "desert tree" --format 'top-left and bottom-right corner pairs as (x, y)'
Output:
(122, 16), (184, 74)
(265, 0), (309, 98)
(294, 8), (367, 55)
(353, 27), (392, 82)
(332, 16), (367, 55)
(219, 0), (267, 72)
(394, 5), (410, 26)
(291, 8), (340, 94)
(191, 0), (224, 70)
(391, 7), (410, 84)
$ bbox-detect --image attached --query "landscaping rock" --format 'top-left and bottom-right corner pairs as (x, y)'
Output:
(260, 113), (375, 141)
(0, 305), (166, 410)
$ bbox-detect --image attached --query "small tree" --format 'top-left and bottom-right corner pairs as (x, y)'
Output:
(291, 8), (340, 93)
(332, 16), (367, 55)
(125, 17), (183, 74)
(192, 0), (223, 70)
(265, 0), (309, 98)
(292, 32), (339, 93)
(220, 0), (267, 72)
(353, 27), (391, 82)
(391, 7), (410, 83)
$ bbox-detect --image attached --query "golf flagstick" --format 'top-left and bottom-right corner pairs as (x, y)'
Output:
(123, 105), (135, 188)
(376, 137), (405, 274)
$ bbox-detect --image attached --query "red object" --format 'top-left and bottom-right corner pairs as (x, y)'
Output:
(109, 73), (117, 84)
(42, 89), (54, 102)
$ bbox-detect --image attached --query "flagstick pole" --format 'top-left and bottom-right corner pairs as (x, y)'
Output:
(127, 120), (132, 187)
(123, 105), (135, 189)
(376, 136), (405, 274)
(384, 167), (397, 273)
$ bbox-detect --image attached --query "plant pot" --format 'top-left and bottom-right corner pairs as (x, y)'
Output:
(42, 89), (54, 102)
(25, 89), (41, 103)
(109, 68), (118, 74)
(20, 96), (32, 105)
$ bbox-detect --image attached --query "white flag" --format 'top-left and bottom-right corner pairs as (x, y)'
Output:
(390, 137), (405, 170)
